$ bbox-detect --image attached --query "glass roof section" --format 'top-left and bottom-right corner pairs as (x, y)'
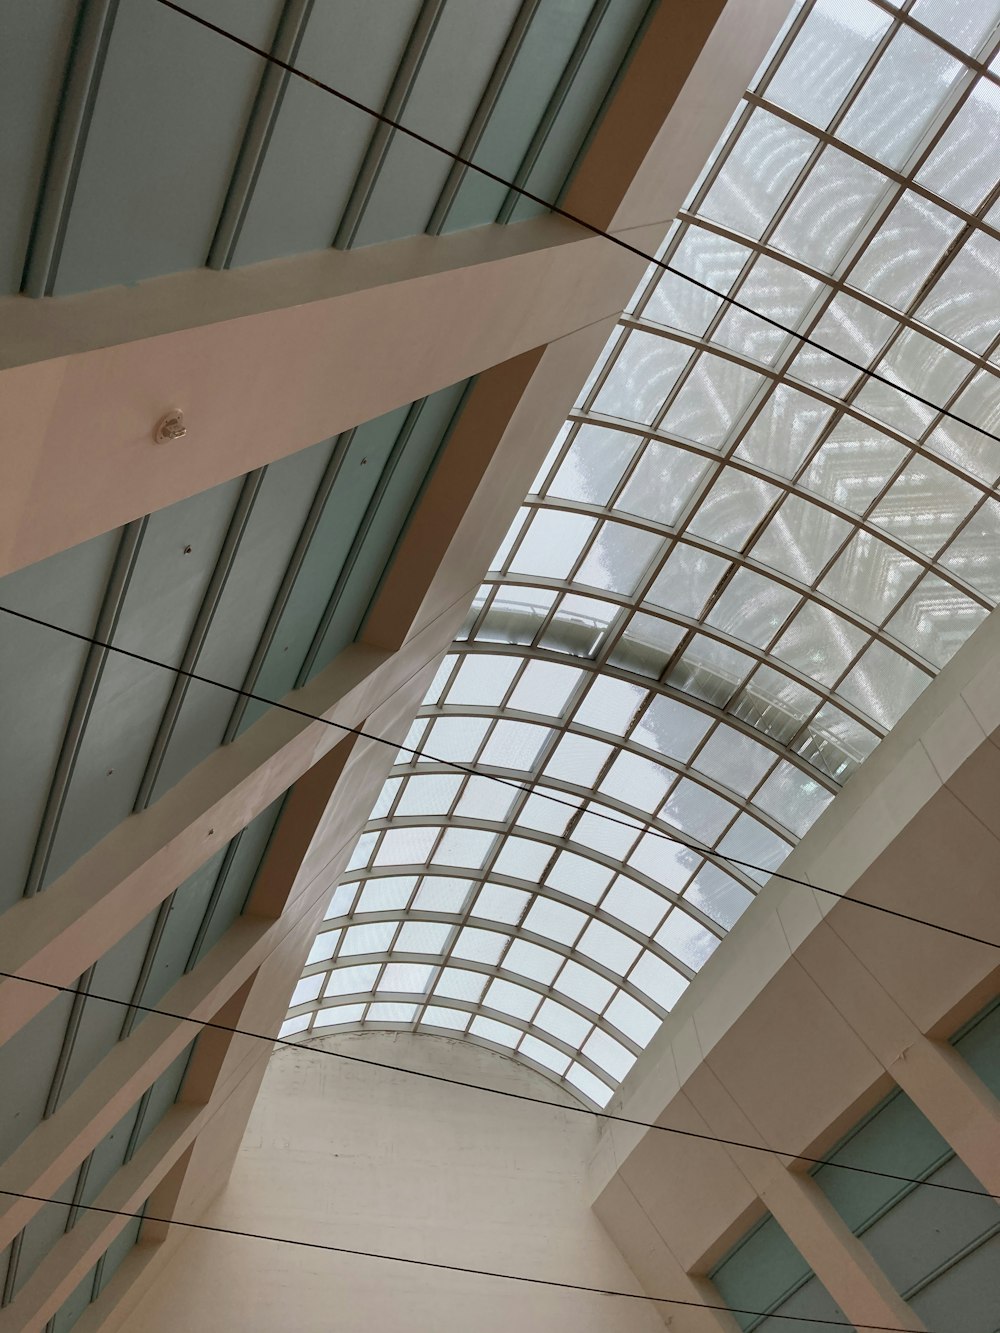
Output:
(285, 0), (1000, 1106)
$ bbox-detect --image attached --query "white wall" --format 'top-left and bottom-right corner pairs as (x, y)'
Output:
(119, 1031), (662, 1333)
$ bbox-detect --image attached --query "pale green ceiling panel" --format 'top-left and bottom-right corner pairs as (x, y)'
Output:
(52, 0), (282, 295)
(908, 1231), (1000, 1333)
(146, 436), (338, 806)
(0, 528), (121, 913)
(7, 1167), (79, 1302)
(951, 997), (1000, 1099)
(347, 0), (521, 248)
(437, 0), (597, 234)
(48, 1262), (98, 1332)
(0, 0), (78, 293)
(231, 0), (422, 266)
(39, 477), (244, 889)
(0, 991), (76, 1163)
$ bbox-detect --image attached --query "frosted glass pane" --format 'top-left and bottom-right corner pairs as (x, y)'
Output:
(599, 752), (673, 809)
(790, 294), (895, 397)
(508, 661), (582, 717)
(342, 921), (397, 955)
(916, 234), (1000, 354)
(325, 882), (358, 919)
(717, 813), (793, 885)
(609, 613), (686, 678)
(592, 332), (692, 424)
(603, 877), (669, 934)
(374, 826), (438, 866)
(731, 666), (821, 746)
(668, 634), (755, 707)
(629, 951), (687, 1009)
(646, 229), (749, 333)
(696, 725), (776, 795)
(433, 827), (496, 869)
(886, 573), (987, 668)
(575, 522), (663, 596)
(492, 836), (553, 880)
(750, 496), (852, 584)
(474, 882), (529, 925)
(583, 1029), (635, 1080)
(447, 654), (520, 706)
(314, 1005), (365, 1028)
(794, 702), (881, 780)
(854, 329), (972, 441)
(627, 830), (699, 890)
(290, 975), (322, 1007)
(837, 641), (931, 727)
(645, 544), (731, 617)
(480, 720), (550, 769)
(414, 877), (473, 913)
(454, 927), (506, 964)
(371, 778), (400, 819)
(632, 695), (712, 761)
(773, 601), (869, 685)
(941, 498), (1000, 600)
(515, 790), (578, 837)
(554, 959), (614, 1010)
(753, 761), (834, 837)
(547, 425), (640, 505)
(850, 191), (962, 309)
(575, 676), (647, 732)
(661, 357), (766, 449)
(685, 864), (754, 929)
(800, 421), (909, 514)
(424, 716), (490, 763)
(837, 28), (963, 169)
(325, 964), (379, 997)
(306, 930), (341, 966)
(927, 371), (1000, 486)
(820, 531), (922, 623)
(917, 79), (1000, 211)
(699, 109), (816, 239)
(518, 1035), (570, 1076)
(705, 569), (801, 647)
(509, 509), (595, 579)
(455, 775), (516, 822)
(485, 978), (540, 1020)
(535, 999), (592, 1046)
(524, 897), (587, 945)
(656, 909), (721, 970)
(868, 457), (979, 556)
(578, 920), (641, 971)
(380, 963), (434, 993)
(771, 147), (888, 273)
(394, 774), (462, 817)
(615, 442), (709, 525)
(476, 585), (556, 646)
(764, 0), (892, 129)
(367, 1003), (417, 1023)
(566, 1063), (614, 1106)
(713, 257), (820, 364)
(735, 385), (832, 477)
(422, 1007), (470, 1031)
(435, 968), (487, 1002)
(909, 0), (1000, 53)
(605, 991), (660, 1046)
(357, 877), (416, 911)
(471, 1015), (519, 1047)
(395, 920), (451, 952)
(569, 804), (642, 860)
(662, 778), (738, 843)
(544, 733), (612, 785)
(541, 593), (619, 658)
(688, 471), (780, 549)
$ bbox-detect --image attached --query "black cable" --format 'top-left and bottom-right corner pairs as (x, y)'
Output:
(0, 1187), (936, 1330)
(154, 0), (1000, 451)
(2, 965), (996, 1206)
(3, 602), (997, 954)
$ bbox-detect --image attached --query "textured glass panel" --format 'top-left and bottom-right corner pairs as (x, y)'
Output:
(358, 877), (416, 912)
(753, 761), (834, 836)
(699, 109), (816, 239)
(306, 930), (341, 966)
(771, 147), (888, 273)
(374, 826), (438, 866)
(632, 695), (712, 761)
(515, 790), (578, 837)
(837, 27), (963, 169)
(916, 234), (1000, 354)
(629, 951), (687, 1008)
(547, 425), (640, 505)
(541, 593), (619, 657)
(732, 666), (821, 746)
(885, 573), (987, 667)
(696, 725), (776, 795)
(395, 774), (462, 817)
(342, 922), (397, 955)
(688, 471), (780, 549)
(447, 655), (520, 706)
(917, 79), (1000, 211)
(435, 968), (487, 1002)
(764, 0), (892, 129)
(773, 600), (869, 685)
(909, 0), (1000, 52)
(524, 898), (587, 945)
(717, 813), (793, 885)
(290, 975), (322, 1007)
(519, 1035), (571, 1076)
(492, 836), (553, 880)
(663, 779), (738, 842)
(368, 1003), (417, 1023)
(645, 230), (749, 332)
(868, 457), (979, 556)
(575, 522), (664, 595)
(575, 676), (646, 733)
(837, 641), (931, 727)
(545, 733), (613, 786)
(454, 927), (506, 964)
(371, 778), (401, 818)
(325, 964), (379, 997)
(685, 864), (754, 928)
(750, 495), (853, 584)
(627, 831), (699, 890)
(850, 191), (962, 308)
(471, 1015), (519, 1046)
(854, 329), (972, 440)
(509, 509), (595, 579)
(615, 442), (709, 525)
(790, 294), (895, 397)
(380, 962), (434, 993)
(455, 775), (516, 822)
(713, 257), (820, 364)
(485, 978), (540, 1020)
(570, 803), (642, 860)
(422, 1006), (470, 1031)
(583, 1029), (635, 1080)
(606, 990), (660, 1045)
(535, 998), (592, 1046)
(660, 357), (766, 449)
(315, 1004), (366, 1027)
(395, 920), (451, 952)
(927, 371), (1000, 485)
(566, 1063), (614, 1106)
(555, 959), (615, 1010)
(795, 701), (881, 780)
(800, 420), (909, 513)
(603, 876), (669, 933)
(705, 569), (800, 647)
(735, 385), (833, 477)
(599, 752), (673, 809)
(477, 584), (557, 646)
(505, 941), (563, 986)
(433, 827), (496, 869)
(490, 510), (529, 572)
(423, 716), (490, 763)
(668, 634), (755, 707)
(578, 920), (641, 971)
(325, 882), (358, 919)
(820, 531), (922, 623)
(480, 720), (550, 769)
(656, 909), (721, 969)
(508, 660), (582, 717)
(645, 544), (731, 617)
(413, 876), (472, 913)
(592, 331), (692, 424)
(475, 882), (530, 925)
(941, 498), (1000, 599)
(609, 613), (686, 678)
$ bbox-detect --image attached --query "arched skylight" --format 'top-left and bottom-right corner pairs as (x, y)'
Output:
(285, 0), (1000, 1106)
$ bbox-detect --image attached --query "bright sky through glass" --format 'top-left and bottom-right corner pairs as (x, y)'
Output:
(287, 0), (1000, 1106)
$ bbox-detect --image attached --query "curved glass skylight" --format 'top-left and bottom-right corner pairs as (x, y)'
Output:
(285, 0), (1000, 1106)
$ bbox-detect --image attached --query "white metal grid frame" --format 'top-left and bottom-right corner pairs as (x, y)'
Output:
(285, 0), (1000, 1107)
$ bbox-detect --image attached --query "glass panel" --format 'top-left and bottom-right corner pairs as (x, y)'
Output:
(695, 725), (776, 796)
(447, 655), (520, 706)
(592, 331), (692, 424)
(885, 573), (987, 667)
(660, 356), (766, 449)
(771, 147), (888, 273)
(699, 109), (816, 239)
(705, 568), (801, 647)
(688, 471), (780, 549)
(645, 544), (731, 617)
(508, 509), (595, 579)
(615, 442), (709, 525)
(547, 425), (641, 505)
(750, 495), (852, 584)
(917, 79), (1000, 211)
(609, 613), (686, 678)
(849, 191), (962, 309)
(574, 676), (647, 733)
(575, 521), (664, 596)
(837, 641), (931, 727)
(645, 229), (749, 333)
(820, 531), (922, 623)
(735, 385), (833, 477)
(668, 634), (756, 707)
(632, 695), (712, 761)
